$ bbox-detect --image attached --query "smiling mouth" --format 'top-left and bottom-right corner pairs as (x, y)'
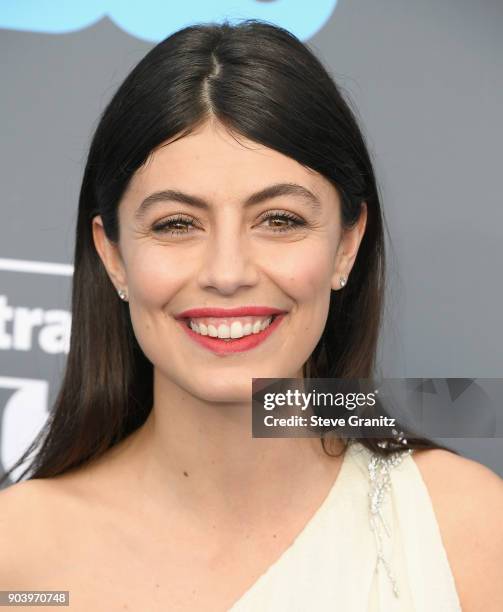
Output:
(183, 314), (279, 340)
(177, 312), (285, 354)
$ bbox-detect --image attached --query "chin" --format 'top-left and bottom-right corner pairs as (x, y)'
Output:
(199, 386), (253, 404)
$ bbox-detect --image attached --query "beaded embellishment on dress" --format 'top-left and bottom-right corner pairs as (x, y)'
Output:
(366, 445), (414, 598)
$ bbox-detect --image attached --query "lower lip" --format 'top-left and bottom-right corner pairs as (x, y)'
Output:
(177, 314), (286, 355)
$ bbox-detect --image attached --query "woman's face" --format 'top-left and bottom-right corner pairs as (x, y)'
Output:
(93, 120), (366, 402)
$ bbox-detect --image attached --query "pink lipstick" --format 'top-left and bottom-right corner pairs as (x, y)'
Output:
(176, 311), (287, 355)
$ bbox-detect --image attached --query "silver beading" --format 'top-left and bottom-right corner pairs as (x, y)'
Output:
(367, 446), (414, 598)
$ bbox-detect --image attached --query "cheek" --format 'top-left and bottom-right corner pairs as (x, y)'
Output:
(125, 246), (190, 305)
(271, 241), (334, 299)
(123, 247), (190, 355)
(269, 241), (334, 342)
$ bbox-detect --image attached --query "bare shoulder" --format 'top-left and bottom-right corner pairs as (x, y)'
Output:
(0, 469), (101, 535)
(0, 476), (65, 519)
(0, 480), (47, 585)
(0, 477), (82, 587)
(0, 478), (50, 529)
(411, 447), (503, 612)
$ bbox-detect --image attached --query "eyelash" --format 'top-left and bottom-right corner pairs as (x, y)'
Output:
(151, 211), (307, 236)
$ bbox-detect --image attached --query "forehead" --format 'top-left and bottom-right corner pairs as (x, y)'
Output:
(122, 121), (337, 209)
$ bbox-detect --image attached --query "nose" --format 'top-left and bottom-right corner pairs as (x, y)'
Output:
(197, 225), (259, 295)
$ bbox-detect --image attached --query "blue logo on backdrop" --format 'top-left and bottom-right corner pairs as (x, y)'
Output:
(0, 0), (338, 42)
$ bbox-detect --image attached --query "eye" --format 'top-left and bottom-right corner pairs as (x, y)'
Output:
(152, 214), (197, 236)
(151, 210), (307, 236)
(260, 210), (307, 233)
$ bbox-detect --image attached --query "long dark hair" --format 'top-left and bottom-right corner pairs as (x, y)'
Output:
(1, 19), (457, 487)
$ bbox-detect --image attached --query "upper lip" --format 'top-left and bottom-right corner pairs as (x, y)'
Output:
(175, 306), (287, 319)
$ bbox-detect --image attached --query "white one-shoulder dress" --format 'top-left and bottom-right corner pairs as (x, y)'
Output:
(228, 440), (462, 611)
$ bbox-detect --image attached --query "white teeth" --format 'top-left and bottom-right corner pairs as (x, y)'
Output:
(189, 317), (273, 339)
(198, 322), (208, 335)
(217, 325), (231, 339)
(207, 324), (218, 337)
(230, 321), (242, 338)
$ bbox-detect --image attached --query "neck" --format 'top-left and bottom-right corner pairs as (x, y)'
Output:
(92, 369), (346, 530)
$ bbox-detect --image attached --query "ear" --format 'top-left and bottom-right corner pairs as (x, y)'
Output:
(331, 201), (368, 291)
(91, 215), (128, 294)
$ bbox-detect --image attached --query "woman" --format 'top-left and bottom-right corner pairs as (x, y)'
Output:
(1, 19), (502, 611)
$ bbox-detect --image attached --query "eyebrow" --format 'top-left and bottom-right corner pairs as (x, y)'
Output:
(133, 182), (322, 220)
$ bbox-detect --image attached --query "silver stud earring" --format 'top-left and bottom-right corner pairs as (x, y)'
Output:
(339, 276), (347, 288)
(117, 289), (128, 301)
